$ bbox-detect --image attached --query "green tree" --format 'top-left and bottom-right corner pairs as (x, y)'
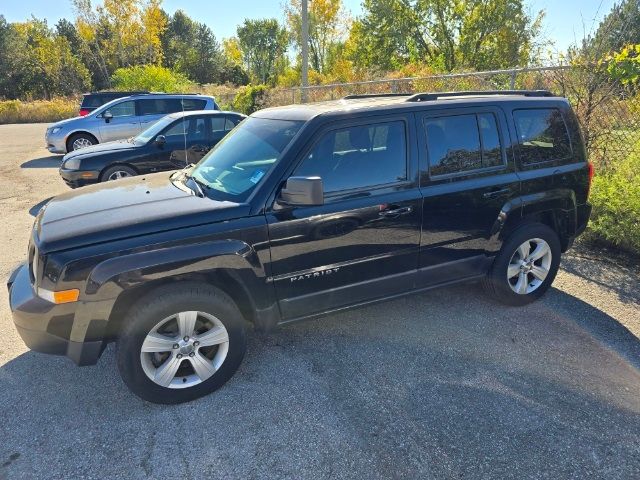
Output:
(590, 0), (640, 56)
(348, 0), (543, 73)
(162, 11), (225, 84)
(237, 19), (289, 84)
(111, 64), (191, 91)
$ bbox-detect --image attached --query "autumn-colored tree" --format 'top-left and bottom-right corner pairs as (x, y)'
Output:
(285, 0), (349, 73)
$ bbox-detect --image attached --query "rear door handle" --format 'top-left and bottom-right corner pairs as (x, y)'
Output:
(379, 205), (413, 217)
(483, 188), (511, 199)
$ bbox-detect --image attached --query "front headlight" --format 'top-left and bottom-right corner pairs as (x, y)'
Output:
(50, 127), (61, 135)
(63, 157), (81, 170)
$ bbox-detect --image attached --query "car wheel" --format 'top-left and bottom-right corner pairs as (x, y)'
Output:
(67, 133), (96, 151)
(101, 165), (137, 182)
(116, 283), (247, 404)
(483, 223), (561, 306)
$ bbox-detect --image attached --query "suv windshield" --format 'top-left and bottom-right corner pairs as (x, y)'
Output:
(190, 117), (303, 201)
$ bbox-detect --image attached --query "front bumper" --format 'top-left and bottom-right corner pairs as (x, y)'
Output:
(45, 132), (67, 154)
(59, 167), (100, 188)
(8, 263), (104, 365)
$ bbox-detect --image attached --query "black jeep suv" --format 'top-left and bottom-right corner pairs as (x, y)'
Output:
(8, 91), (592, 404)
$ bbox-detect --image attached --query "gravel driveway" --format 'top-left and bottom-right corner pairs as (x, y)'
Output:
(1, 123), (639, 479)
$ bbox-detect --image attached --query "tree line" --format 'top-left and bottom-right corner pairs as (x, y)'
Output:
(0, 0), (638, 100)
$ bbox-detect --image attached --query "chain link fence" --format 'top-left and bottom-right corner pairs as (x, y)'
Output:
(262, 66), (640, 169)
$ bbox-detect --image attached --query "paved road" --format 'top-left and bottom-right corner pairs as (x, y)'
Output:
(1, 124), (639, 479)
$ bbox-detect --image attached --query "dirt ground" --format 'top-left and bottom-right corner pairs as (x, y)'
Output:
(1, 123), (640, 479)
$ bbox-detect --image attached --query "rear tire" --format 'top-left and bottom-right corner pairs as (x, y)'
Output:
(101, 165), (137, 182)
(116, 283), (247, 404)
(67, 133), (97, 152)
(483, 223), (561, 306)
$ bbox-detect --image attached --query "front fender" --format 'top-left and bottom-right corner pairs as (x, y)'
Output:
(87, 239), (263, 298)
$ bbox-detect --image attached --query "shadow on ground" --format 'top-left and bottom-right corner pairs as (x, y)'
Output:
(562, 246), (640, 306)
(1, 284), (639, 478)
(29, 197), (53, 217)
(20, 156), (61, 169)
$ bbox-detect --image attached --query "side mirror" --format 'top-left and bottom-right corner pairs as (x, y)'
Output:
(279, 176), (323, 206)
(155, 135), (166, 146)
(103, 111), (113, 123)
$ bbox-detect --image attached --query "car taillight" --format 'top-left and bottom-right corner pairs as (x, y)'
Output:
(587, 162), (594, 197)
(79, 109), (90, 116)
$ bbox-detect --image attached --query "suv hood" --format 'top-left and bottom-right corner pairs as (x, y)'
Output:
(63, 140), (137, 160)
(35, 172), (248, 253)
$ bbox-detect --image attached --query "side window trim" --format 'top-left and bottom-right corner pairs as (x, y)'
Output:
(422, 108), (508, 181)
(292, 116), (413, 198)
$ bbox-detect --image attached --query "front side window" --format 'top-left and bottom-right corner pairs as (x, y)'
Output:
(190, 117), (303, 201)
(107, 100), (135, 118)
(164, 117), (207, 141)
(425, 113), (504, 177)
(294, 121), (407, 193)
(514, 108), (572, 164)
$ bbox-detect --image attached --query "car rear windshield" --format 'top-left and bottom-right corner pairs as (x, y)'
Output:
(191, 117), (303, 202)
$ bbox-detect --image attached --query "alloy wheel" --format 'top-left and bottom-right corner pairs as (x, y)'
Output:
(107, 170), (132, 180)
(140, 311), (230, 389)
(72, 137), (93, 150)
(507, 238), (552, 295)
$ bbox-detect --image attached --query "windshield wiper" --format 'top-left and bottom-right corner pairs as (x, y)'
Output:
(183, 172), (207, 198)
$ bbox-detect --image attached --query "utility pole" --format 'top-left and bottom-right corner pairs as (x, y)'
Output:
(301, 0), (309, 103)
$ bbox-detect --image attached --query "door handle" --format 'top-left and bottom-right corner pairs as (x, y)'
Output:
(379, 205), (413, 218)
(483, 188), (511, 199)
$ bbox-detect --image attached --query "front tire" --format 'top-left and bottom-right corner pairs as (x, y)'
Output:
(67, 133), (97, 152)
(484, 223), (561, 306)
(116, 283), (247, 404)
(101, 165), (137, 182)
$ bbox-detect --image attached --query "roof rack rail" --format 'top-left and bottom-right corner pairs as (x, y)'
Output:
(342, 93), (411, 100)
(405, 90), (553, 102)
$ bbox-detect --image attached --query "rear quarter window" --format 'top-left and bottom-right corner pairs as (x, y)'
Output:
(513, 108), (572, 165)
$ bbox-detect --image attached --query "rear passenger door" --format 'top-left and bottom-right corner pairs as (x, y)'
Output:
(266, 116), (423, 319)
(416, 107), (521, 287)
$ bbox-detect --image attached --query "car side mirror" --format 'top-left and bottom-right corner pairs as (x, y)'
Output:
(279, 176), (323, 206)
(155, 135), (166, 147)
(103, 111), (113, 123)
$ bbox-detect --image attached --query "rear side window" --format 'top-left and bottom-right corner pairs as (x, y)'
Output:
(138, 99), (183, 116)
(425, 113), (504, 177)
(294, 121), (407, 193)
(513, 108), (572, 164)
(81, 95), (106, 108)
(182, 99), (207, 111)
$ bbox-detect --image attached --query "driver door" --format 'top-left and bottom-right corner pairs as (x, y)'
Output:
(266, 116), (422, 320)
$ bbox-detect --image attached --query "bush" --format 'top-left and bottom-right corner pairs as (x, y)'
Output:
(111, 65), (193, 92)
(588, 141), (640, 254)
(231, 85), (269, 114)
(0, 98), (78, 124)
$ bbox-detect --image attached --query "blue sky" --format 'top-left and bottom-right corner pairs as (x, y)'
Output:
(1, 0), (617, 53)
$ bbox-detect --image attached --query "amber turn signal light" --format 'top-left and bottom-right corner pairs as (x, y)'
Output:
(38, 287), (80, 304)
